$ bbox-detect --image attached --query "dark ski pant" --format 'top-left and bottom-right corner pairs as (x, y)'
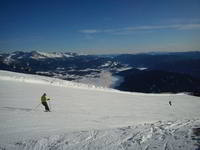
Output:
(42, 102), (50, 111)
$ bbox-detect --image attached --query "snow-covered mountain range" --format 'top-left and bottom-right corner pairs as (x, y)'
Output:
(0, 51), (129, 89)
(1, 51), (200, 94)
(0, 70), (200, 149)
(1, 51), (77, 62)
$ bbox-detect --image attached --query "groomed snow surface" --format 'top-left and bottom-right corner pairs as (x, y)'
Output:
(0, 70), (200, 150)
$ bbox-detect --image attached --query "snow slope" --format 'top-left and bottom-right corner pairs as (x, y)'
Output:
(0, 70), (200, 149)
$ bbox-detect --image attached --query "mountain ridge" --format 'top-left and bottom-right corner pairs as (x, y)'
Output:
(1, 51), (200, 94)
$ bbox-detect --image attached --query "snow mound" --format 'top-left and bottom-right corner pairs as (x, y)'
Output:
(0, 70), (179, 96)
(0, 70), (114, 91)
(1, 119), (199, 150)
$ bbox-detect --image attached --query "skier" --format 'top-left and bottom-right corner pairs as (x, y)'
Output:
(169, 101), (172, 106)
(41, 93), (50, 112)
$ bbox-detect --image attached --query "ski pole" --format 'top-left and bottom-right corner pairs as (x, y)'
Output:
(48, 100), (51, 111)
(33, 103), (41, 111)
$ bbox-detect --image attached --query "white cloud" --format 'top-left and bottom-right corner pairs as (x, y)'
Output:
(116, 24), (200, 34)
(177, 24), (200, 30)
(79, 23), (200, 35)
(79, 29), (100, 34)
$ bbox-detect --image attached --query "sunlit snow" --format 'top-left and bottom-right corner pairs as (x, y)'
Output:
(0, 70), (200, 150)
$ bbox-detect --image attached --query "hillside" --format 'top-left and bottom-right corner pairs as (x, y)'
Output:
(0, 70), (200, 149)
(116, 69), (200, 93)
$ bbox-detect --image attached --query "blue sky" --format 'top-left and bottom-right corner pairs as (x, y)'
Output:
(0, 0), (200, 54)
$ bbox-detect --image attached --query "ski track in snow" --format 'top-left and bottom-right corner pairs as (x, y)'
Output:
(1, 119), (200, 150)
(0, 70), (200, 150)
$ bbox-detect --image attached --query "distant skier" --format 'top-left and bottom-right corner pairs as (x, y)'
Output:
(41, 93), (50, 112)
(169, 101), (172, 106)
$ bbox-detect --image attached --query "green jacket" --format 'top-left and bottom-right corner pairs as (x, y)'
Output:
(41, 95), (50, 103)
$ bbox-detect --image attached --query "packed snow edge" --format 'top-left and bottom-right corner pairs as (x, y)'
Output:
(0, 70), (186, 96)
